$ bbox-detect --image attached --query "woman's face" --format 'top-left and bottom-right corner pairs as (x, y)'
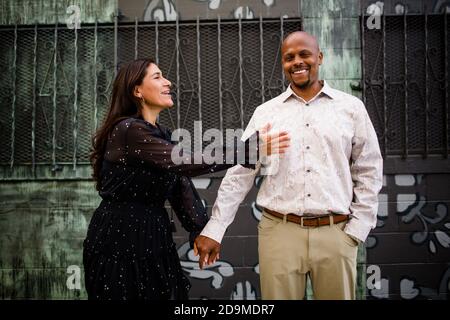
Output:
(136, 63), (173, 109)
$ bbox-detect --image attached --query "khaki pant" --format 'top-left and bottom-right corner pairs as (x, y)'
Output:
(258, 211), (358, 300)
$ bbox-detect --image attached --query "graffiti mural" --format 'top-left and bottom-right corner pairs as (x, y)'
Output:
(367, 174), (450, 299)
(194, 0), (222, 10)
(178, 242), (234, 289)
(143, 0), (178, 21)
(119, 0), (294, 21)
(230, 281), (257, 300)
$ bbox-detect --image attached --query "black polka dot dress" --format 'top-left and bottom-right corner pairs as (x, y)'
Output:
(83, 117), (258, 300)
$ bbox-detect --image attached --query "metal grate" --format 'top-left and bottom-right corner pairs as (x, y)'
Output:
(0, 18), (302, 174)
(362, 12), (449, 160)
(0, 28), (15, 165)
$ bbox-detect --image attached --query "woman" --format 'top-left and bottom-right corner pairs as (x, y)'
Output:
(83, 58), (289, 300)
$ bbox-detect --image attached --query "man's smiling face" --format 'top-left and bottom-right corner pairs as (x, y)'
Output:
(281, 32), (323, 90)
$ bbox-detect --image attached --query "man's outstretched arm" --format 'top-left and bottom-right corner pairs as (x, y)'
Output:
(194, 163), (259, 269)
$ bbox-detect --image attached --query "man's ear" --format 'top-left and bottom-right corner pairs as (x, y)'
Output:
(318, 51), (323, 65)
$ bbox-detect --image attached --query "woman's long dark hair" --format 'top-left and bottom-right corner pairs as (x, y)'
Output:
(90, 58), (155, 190)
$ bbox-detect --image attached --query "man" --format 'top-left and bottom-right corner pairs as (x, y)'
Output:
(194, 31), (383, 300)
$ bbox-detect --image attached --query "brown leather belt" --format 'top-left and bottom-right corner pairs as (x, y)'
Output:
(264, 208), (349, 227)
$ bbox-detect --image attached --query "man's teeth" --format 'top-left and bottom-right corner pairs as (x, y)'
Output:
(293, 70), (307, 74)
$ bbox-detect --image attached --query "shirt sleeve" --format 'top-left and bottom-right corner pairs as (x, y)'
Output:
(200, 164), (260, 243)
(125, 119), (259, 177)
(344, 101), (383, 243)
(167, 176), (208, 248)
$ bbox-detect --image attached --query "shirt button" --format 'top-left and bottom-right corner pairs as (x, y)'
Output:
(306, 169), (311, 173)
(306, 146), (310, 150)
(307, 194), (311, 197)
(306, 103), (309, 106)
(306, 123), (310, 127)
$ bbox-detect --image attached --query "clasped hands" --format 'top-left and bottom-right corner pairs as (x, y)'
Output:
(193, 235), (221, 269)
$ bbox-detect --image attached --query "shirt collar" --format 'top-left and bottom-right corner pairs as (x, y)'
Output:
(281, 80), (336, 103)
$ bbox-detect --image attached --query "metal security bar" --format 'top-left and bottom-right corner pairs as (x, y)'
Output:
(361, 10), (450, 173)
(0, 18), (302, 177)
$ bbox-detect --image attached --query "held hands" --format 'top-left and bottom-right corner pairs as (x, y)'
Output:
(258, 123), (290, 157)
(193, 235), (221, 270)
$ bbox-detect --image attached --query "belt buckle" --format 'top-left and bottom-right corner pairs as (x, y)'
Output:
(300, 215), (318, 227)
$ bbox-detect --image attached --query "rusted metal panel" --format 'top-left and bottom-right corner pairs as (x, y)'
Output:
(0, 181), (99, 299)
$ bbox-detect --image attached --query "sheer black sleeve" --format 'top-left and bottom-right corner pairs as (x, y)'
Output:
(125, 119), (258, 177)
(167, 176), (208, 248)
